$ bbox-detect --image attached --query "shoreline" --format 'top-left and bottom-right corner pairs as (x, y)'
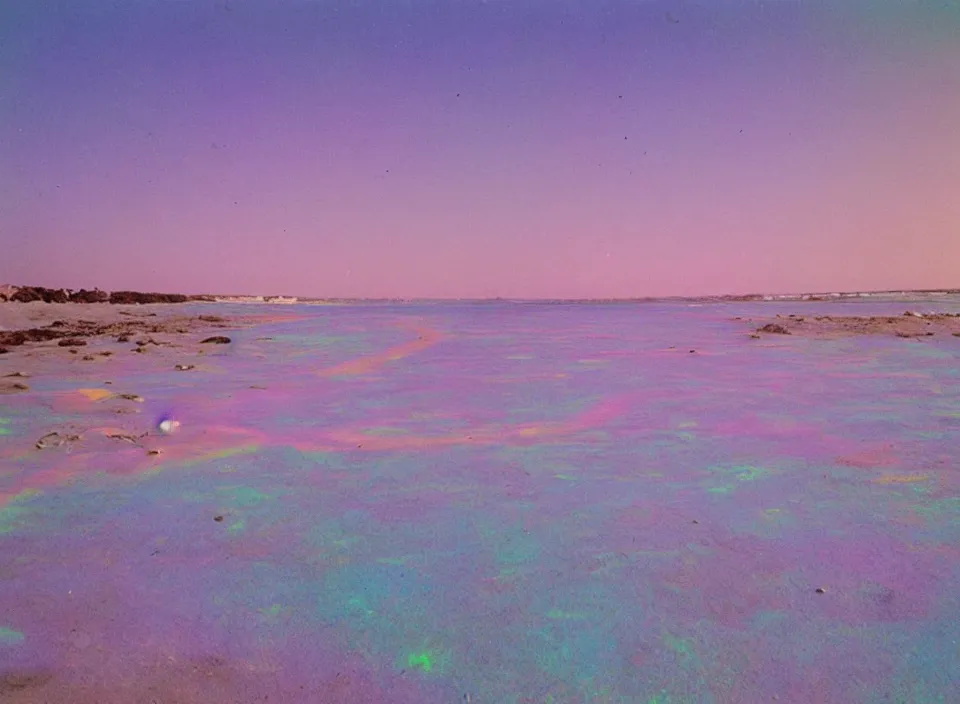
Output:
(3, 284), (960, 307)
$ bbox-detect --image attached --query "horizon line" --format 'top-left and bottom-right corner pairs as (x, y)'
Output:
(4, 284), (960, 304)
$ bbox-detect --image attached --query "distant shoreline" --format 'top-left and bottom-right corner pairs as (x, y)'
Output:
(2, 283), (959, 306)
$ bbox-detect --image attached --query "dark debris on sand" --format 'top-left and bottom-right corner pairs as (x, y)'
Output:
(741, 312), (960, 338)
(0, 318), (235, 350)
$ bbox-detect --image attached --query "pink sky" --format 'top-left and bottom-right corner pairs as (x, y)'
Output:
(2, 1), (958, 298)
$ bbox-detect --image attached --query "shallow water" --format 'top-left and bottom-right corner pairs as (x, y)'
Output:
(2, 298), (959, 702)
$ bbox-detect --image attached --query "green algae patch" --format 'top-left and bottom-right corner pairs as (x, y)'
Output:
(0, 627), (25, 645)
(218, 486), (270, 507)
(0, 490), (41, 534)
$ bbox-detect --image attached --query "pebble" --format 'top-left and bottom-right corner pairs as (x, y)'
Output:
(158, 419), (180, 434)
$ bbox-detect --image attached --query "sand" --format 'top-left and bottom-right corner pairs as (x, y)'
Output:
(1, 298), (958, 702)
(741, 311), (960, 339)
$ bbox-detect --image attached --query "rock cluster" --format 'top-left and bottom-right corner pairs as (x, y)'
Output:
(0, 285), (213, 304)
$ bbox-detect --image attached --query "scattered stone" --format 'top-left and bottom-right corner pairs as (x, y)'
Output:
(4, 372), (29, 378)
(99, 351), (113, 357)
(117, 394), (144, 402)
(116, 335), (131, 343)
(199, 315), (225, 323)
(757, 323), (791, 335)
(57, 338), (87, 347)
(82, 355), (95, 361)
(815, 587), (827, 594)
(214, 515), (224, 522)
(175, 364), (195, 371)
(147, 449), (161, 456)
(106, 433), (143, 444)
(200, 336), (231, 344)
(0, 347), (7, 354)
(36, 432), (64, 449)
(749, 334), (761, 339)
(158, 418), (180, 434)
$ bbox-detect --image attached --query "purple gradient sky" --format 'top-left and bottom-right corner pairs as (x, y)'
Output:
(2, 1), (958, 298)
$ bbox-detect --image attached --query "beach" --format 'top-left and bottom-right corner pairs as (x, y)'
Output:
(1, 294), (959, 702)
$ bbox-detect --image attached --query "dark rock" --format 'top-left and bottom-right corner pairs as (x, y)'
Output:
(35, 432), (63, 449)
(0, 671), (54, 693)
(214, 515), (224, 522)
(11, 286), (70, 304)
(0, 347), (7, 354)
(69, 288), (109, 303)
(199, 315), (225, 322)
(57, 338), (87, 347)
(757, 323), (791, 335)
(109, 291), (188, 304)
(200, 336), (231, 344)
(0, 328), (64, 346)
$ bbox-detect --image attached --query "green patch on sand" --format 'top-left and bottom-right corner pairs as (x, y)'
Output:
(0, 490), (41, 534)
(0, 627), (25, 645)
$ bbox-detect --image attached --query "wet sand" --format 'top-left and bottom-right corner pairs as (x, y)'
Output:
(1, 298), (958, 703)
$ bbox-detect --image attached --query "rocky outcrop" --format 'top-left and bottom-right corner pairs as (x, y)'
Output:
(1, 285), (209, 305)
(10, 287), (70, 303)
(69, 288), (109, 303)
(108, 291), (189, 305)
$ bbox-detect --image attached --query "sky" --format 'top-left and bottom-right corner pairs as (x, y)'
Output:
(2, 0), (958, 299)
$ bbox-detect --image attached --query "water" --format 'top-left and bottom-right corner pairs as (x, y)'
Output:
(1, 298), (958, 702)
